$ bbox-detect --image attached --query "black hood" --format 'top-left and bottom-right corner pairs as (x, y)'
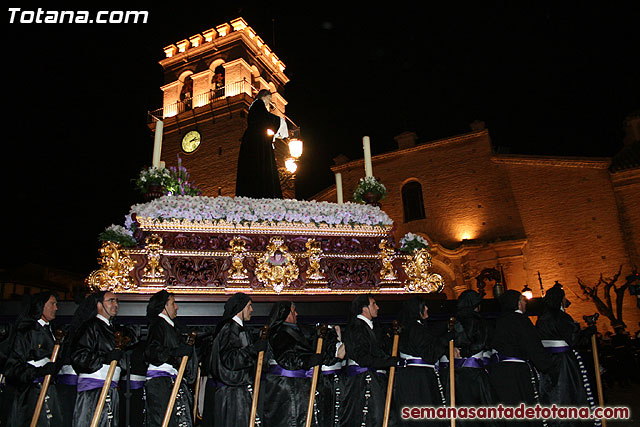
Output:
(499, 289), (522, 312)
(456, 290), (482, 316)
(146, 290), (172, 320)
(543, 282), (565, 312)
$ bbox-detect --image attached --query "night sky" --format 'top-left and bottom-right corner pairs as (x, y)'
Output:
(4, 3), (639, 275)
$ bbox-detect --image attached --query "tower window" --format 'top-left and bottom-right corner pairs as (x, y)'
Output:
(402, 181), (426, 222)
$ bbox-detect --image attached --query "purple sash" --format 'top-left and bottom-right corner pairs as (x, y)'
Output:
(147, 369), (177, 379)
(545, 346), (570, 354)
(269, 365), (313, 378)
(77, 377), (118, 392)
(57, 374), (78, 386)
(455, 357), (485, 368)
(346, 365), (386, 376)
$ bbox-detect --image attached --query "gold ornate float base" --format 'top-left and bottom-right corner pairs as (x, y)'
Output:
(86, 218), (443, 295)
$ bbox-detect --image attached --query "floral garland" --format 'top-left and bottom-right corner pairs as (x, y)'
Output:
(123, 195), (393, 229)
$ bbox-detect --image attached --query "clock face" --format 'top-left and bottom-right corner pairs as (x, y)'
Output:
(182, 130), (201, 153)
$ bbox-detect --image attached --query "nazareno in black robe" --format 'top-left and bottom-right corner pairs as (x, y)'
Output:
(235, 97), (283, 199)
(4, 317), (62, 427)
(70, 315), (121, 427)
(208, 319), (262, 427)
(343, 316), (399, 427)
(488, 291), (555, 427)
(443, 290), (499, 427)
(395, 298), (449, 426)
(144, 315), (197, 427)
(536, 284), (599, 426)
(263, 321), (335, 427)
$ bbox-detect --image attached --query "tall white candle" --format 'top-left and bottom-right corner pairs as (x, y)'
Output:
(363, 136), (373, 177)
(152, 120), (164, 168)
(335, 172), (343, 204)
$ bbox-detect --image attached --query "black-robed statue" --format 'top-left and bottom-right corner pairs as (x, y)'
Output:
(4, 291), (63, 427)
(343, 295), (400, 427)
(263, 301), (334, 427)
(205, 292), (266, 427)
(447, 290), (499, 427)
(70, 291), (122, 427)
(536, 283), (600, 426)
(488, 290), (555, 427)
(235, 89), (283, 199)
(395, 297), (449, 426)
(144, 290), (196, 427)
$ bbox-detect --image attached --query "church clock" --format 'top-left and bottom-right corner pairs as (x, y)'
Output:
(182, 130), (201, 153)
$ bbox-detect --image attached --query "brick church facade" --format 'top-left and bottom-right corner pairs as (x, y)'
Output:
(313, 118), (640, 331)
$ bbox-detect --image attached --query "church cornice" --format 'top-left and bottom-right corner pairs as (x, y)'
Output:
(491, 154), (611, 169)
(331, 130), (489, 173)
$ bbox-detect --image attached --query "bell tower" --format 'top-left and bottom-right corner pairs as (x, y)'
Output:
(147, 17), (292, 197)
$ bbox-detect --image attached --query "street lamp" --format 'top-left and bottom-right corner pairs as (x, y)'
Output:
(522, 284), (533, 300)
(288, 138), (303, 159)
(285, 158), (298, 173)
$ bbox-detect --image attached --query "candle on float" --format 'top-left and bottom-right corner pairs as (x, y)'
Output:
(335, 172), (343, 204)
(363, 136), (373, 177)
(152, 120), (164, 168)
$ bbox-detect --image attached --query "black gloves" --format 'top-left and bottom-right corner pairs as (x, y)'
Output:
(304, 354), (324, 368)
(372, 356), (403, 369)
(35, 362), (58, 377)
(172, 343), (193, 358)
(253, 339), (268, 354)
(103, 349), (123, 363)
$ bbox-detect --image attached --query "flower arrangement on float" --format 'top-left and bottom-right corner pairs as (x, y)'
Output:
(399, 232), (430, 253)
(98, 224), (137, 248)
(123, 196), (393, 230)
(352, 176), (387, 204)
(134, 155), (201, 198)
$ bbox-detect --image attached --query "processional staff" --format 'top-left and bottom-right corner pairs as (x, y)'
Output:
(448, 316), (456, 427)
(585, 313), (606, 427)
(250, 325), (269, 427)
(305, 324), (328, 427)
(161, 331), (197, 427)
(382, 320), (401, 427)
(192, 362), (202, 424)
(30, 329), (65, 427)
(91, 331), (130, 427)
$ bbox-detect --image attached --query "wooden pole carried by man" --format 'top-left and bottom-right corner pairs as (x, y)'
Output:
(30, 329), (65, 427)
(382, 320), (401, 427)
(161, 331), (197, 427)
(304, 324), (328, 427)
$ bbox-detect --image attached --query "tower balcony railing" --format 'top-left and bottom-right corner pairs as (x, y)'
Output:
(147, 79), (250, 123)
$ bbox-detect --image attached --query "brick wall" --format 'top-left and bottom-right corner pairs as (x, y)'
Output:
(320, 130), (640, 332)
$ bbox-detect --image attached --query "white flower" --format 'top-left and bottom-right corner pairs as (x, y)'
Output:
(125, 195), (393, 227)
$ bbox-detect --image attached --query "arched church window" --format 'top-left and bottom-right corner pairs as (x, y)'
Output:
(180, 75), (193, 111)
(211, 65), (225, 99)
(402, 181), (426, 222)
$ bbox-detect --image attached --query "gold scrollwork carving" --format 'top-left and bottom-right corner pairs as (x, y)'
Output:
(403, 248), (445, 293)
(227, 237), (249, 280)
(86, 241), (136, 292)
(143, 234), (164, 281)
(378, 239), (397, 280)
(255, 236), (299, 293)
(304, 238), (325, 280)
